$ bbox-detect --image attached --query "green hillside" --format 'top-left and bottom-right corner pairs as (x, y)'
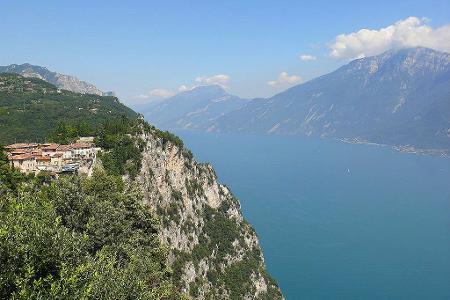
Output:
(0, 73), (137, 144)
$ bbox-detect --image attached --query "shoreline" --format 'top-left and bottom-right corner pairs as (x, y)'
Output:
(339, 137), (449, 157)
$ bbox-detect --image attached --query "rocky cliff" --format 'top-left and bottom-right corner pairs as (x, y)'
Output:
(133, 126), (282, 299)
(0, 63), (104, 95)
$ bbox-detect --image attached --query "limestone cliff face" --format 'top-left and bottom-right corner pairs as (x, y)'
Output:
(134, 129), (283, 299)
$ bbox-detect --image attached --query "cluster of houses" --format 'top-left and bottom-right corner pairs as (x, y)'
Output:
(5, 137), (99, 176)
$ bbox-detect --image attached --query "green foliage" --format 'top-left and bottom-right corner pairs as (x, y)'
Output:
(185, 178), (204, 198)
(0, 146), (32, 194)
(152, 129), (184, 149)
(95, 117), (144, 179)
(222, 252), (260, 299)
(170, 250), (191, 283)
(170, 202), (283, 299)
(188, 278), (202, 297)
(182, 149), (193, 161)
(0, 170), (177, 299)
(202, 206), (240, 260)
(49, 122), (94, 144)
(164, 202), (181, 225)
(0, 73), (137, 143)
(171, 189), (183, 202)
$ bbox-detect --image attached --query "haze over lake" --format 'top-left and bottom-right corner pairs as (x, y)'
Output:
(177, 131), (450, 300)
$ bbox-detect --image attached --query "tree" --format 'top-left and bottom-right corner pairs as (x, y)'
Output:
(0, 146), (30, 194)
(0, 170), (178, 299)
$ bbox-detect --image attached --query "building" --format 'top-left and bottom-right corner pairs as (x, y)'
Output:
(71, 142), (95, 158)
(56, 145), (73, 160)
(41, 143), (59, 156)
(5, 141), (98, 176)
(5, 143), (38, 151)
(9, 154), (36, 174)
(50, 153), (64, 168)
(36, 155), (51, 171)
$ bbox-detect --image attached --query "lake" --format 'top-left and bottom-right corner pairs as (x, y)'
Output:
(176, 131), (450, 300)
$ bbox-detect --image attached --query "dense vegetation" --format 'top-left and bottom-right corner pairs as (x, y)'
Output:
(0, 73), (137, 143)
(0, 147), (32, 194)
(94, 117), (144, 179)
(0, 146), (181, 299)
(49, 122), (96, 144)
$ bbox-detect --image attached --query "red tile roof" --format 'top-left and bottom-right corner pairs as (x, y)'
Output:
(10, 154), (35, 161)
(10, 149), (27, 155)
(5, 143), (38, 150)
(36, 156), (51, 161)
(57, 145), (72, 152)
(42, 144), (60, 151)
(71, 142), (92, 149)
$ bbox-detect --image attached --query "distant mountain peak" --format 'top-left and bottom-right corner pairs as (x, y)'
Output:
(184, 84), (227, 95)
(142, 84), (247, 130)
(0, 63), (107, 96)
(347, 47), (450, 75)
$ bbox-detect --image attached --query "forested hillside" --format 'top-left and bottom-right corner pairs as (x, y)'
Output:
(0, 73), (136, 143)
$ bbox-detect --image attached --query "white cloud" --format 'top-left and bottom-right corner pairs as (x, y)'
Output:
(300, 54), (317, 61)
(267, 72), (302, 88)
(178, 85), (189, 92)
(135, 94), (151, 100)
(195, 74), (230, 88)
(134, 74), (231, 101)
(134, 88), (174, 101)
(329, 17), (450, 59)
(149, 89), (174, 98)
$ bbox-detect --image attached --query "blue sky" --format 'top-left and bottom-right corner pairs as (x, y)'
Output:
(2, 0), (450, 103)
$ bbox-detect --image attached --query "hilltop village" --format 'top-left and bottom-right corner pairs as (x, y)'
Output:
(5, 137), (99, 176)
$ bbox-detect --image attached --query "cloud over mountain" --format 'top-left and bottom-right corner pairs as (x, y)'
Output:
(135, 74), (230, 101)
(267, 72), (302, 88)
(329, 17), (450, 59)
(195, 74), (230, 88)
(136, 88), (175, 100)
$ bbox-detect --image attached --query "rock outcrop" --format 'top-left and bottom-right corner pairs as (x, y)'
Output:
(134, 128), (283, 299)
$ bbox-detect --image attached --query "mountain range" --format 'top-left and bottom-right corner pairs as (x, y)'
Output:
(0, 63), (111, 96)
(4, 47), (449, 150)
(143, 47), (450, 150)
(142, 84), (248, 130)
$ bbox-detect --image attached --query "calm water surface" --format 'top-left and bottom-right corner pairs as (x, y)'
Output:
(176, 132), (450, 300)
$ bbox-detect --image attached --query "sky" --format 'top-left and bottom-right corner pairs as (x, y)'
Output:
(2, 0), (450, 104)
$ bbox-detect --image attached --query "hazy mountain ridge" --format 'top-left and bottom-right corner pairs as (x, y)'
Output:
(143, 85), (248, 130)
(210, 47), (450, 150)
(0, 63), (107, 96)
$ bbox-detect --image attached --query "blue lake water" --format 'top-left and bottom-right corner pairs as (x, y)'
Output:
(176, 131), (450, 300)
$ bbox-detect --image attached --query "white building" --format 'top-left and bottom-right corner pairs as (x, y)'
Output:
(71, 143), (96, 158)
